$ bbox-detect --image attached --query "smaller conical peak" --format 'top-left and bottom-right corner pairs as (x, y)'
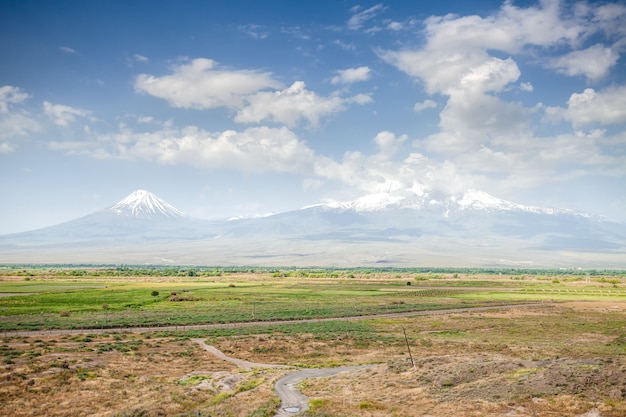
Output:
(109, 190), (186, 218)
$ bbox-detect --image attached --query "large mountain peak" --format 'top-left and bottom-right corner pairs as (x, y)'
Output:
(109, 190), (186, 218)
(315, 189), (583, 217)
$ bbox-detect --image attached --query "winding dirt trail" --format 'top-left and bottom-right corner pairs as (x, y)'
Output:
(273, 364), (377, 416)
(192, 338), (376, 416)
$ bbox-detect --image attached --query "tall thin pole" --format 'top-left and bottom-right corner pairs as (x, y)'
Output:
(402, 326), (415, 370)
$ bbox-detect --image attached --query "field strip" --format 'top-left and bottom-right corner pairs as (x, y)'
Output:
(2, 302), (550, 337)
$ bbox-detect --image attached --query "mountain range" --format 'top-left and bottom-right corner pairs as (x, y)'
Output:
(1, 189), (625, 268)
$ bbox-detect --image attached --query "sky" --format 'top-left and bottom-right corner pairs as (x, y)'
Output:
(1, 0), (626, 234)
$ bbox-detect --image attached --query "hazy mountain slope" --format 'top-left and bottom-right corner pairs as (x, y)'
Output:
(0, 189), (624, 267)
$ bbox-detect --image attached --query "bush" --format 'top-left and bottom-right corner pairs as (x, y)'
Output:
(59, 311), (71, 317)
(151, 290), (159, 297)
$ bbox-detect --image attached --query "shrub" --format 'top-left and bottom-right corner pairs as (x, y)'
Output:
(59, 311), (71, 317)
(151, 290), (159, 297)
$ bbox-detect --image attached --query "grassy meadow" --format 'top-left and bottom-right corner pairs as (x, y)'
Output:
(1, 267), (623, 332)
(1, 266), (625, 416)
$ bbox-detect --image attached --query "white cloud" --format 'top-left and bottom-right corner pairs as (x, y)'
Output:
(379, 1), (603, 96)
(134, 53), (149, 63)
(545, 86), (626, 126)
(53, 124), (317, 174)
(331, 66), (371, 85)
(0, 142), (14, 153)
(0, 86), (40, 150)
(59, 46), (76, 54)
(347, 93), (373, 105)
(381, 50), (520, 96)
(0, 85), (29, 113)
(43, 101), (91, 126)
(0, 113), (41, 139)
(520, 82), (533, 92)
(347, 4), (384, 30)
(413, 99), (437, 112)
(373, 131), (406, 159)
(387, 21), (403, 31)
(234, 81), (369, 128)
(313, 136), (469, 197)
(134, 58), (282, 109)
(239, 24), (269, 39)
(332, 40), (356, 51)
(547, 44), (618, 82)
(591, 3), (626, 40)
(137, 116), (154, 124)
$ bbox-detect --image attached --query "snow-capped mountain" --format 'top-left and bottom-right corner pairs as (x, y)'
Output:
(313, 189), (590, 218)
(0, 189), (624, 267)
(109, 189), (186, 218)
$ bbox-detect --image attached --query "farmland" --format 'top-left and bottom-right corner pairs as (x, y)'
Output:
(0, 266), (625, 416)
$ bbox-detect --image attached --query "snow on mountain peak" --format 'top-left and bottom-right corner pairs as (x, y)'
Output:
(109, 190), (186, 218)
(457, 189), (523, 211)
(311, 188), (587, 217)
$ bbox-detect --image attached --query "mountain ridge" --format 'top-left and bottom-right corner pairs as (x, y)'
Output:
(308, 189), (600, 221)
(1, 189), (624, 268)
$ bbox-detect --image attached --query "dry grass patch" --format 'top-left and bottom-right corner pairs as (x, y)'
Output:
(0, 334), (281, 417)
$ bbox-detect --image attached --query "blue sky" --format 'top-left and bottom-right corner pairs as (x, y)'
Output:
(1, 0), (625, 234)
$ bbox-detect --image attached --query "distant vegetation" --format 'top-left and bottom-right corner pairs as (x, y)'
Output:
(1, 263), (624, 277)
(0, 266), (624, 332)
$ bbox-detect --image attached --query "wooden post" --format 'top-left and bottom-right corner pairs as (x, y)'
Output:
(403, 326), (415, 370)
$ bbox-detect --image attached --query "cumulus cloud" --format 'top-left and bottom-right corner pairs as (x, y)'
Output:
(134, 58), (282, 109)
(52, 124), (317, 174)
(376, 0), (626, 181)
(545, 86), (626, 126)
(0, 85), (29, 113)
(413, 99), (437, 112)
(313, 134), (469, 198)
(43, 101), (91, 126)
(547, 44), (618, 82)
(331, 66), (371, 85)
(373, 131), (406, 160)
(379, 0), (608, 97)
(134, 58), (368, 128)
(234, 81), (370, 128)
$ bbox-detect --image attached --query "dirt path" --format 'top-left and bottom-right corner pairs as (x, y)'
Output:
(192, 338), (290, 371)
(273, 365), (377, 416)
(192, 338), (376, 416)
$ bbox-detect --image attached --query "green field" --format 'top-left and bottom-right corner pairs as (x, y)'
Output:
(1, 266), (624, 332)
(1, 266), (625, 417)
